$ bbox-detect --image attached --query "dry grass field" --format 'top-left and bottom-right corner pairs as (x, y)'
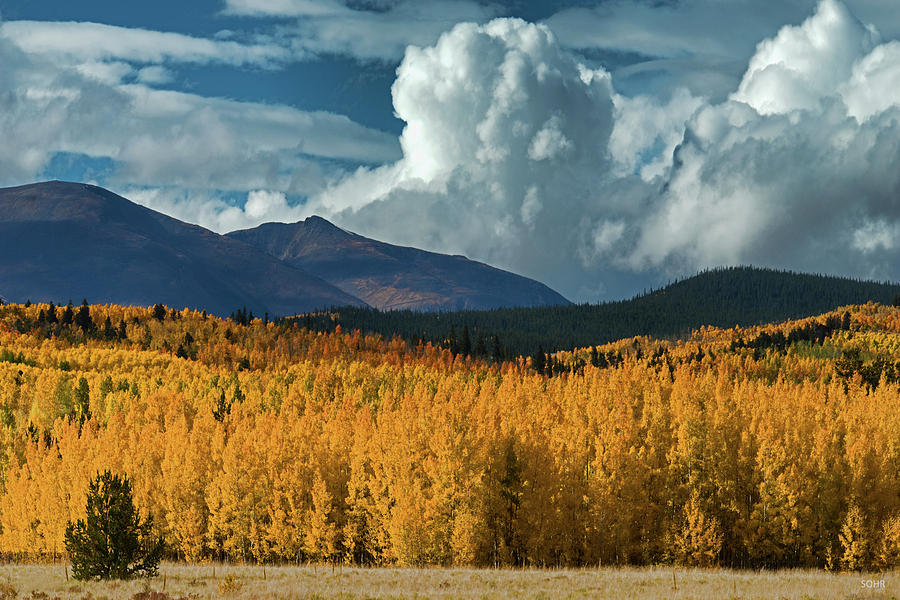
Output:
(0, 563), (896, 600)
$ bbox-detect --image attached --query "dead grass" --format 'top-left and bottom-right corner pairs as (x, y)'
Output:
(0, 562), (896, 599)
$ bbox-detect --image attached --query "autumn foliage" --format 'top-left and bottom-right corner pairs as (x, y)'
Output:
(1, 301), (900, 569)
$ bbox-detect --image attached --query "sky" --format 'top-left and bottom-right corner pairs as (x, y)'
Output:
(2, 0), (900, 302)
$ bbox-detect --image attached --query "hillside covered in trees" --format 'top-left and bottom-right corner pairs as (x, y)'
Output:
(297, 266), (900, 356)
(2, 299), (900, 569)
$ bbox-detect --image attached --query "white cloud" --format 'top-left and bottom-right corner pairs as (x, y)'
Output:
(136, 65), (174, 85)
(223, 0), (352, 17)
(542, 0), (900, 102)
(853, 220), (900, 253)
(731, 0), (878, 115)
(544, 1), (774, 59)
(0, 30), (400, 196)
(610, 88), (705, 180)
(622, 0), (900, 278)
(74, 61), (134, 85)
(840, 41), (900, 121)
(228, 0), (500, 61)
(297, 1), (900, 301)
(307, 18), (621, 289)
(582, 220), (626, 263)
(528, 115), (573, 161)
(0, 20), (290, 67)
(123, 187), (309, 233)
(520, 185), (542, 227)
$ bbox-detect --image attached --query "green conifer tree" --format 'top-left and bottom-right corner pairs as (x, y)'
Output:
(64, 471), (164, 580)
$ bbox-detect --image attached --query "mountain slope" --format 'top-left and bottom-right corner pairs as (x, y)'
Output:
(227, 216), (571, 311)
(0, 181), (364, 315)
(298, 266), (900, 355)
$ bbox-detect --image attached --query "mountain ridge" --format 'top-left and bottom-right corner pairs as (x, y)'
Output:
(228, 216), (571, 311)
(0, 181), (365, 316)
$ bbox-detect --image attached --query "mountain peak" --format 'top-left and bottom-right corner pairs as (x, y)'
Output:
(10, 180), (106, 195)
(0, 180), (152, 226)
(0, 182), (365, 315)
(303, 215), (338, 227)
(300, 215), (353, 237)
(229, 219), (571, 311)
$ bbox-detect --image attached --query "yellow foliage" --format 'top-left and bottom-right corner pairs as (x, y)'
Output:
(840, 502), (868, 571)
(674, 490), (723, 567)
(0, 301), (898, 570)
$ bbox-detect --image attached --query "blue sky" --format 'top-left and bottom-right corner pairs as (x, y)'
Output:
(2, 0), (900, 301)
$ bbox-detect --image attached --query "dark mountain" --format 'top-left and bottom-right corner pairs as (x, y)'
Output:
(0, 181), (364, 316)
(227, 216), (570, 311)
(297, 266), (900, 355)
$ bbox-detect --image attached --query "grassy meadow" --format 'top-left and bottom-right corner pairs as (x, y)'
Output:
(0, 563), (896, 600)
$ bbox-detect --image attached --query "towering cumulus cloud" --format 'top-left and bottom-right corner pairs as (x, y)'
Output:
(311, 18), (631, 296)
(315, 0), (900, 298)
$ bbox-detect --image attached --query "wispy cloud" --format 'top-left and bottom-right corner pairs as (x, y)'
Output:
(226, 0), (501, 61)
(0, 24), (400, 210)
(0, 20), (290, 67)
(223, 0), (354, 17)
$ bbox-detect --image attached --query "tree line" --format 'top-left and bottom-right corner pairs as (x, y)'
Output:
(292, 266), (900, 357)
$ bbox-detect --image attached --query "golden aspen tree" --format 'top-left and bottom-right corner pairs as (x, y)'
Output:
(840, 502), (868, 571)
(304, 471), (337, 562)
(674, 490), (723, 567)
(342, 408), (379, 564)
(160, 411), (214, 560)
(877, 515), (900, 568)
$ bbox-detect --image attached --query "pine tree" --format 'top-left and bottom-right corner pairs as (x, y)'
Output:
(61, 302), (75, 326)
(75, 299), (94, 333)
(491, 335), (503, 363)
(213, 390), (231, 422)
(152, 304), (167, 321)
(448, 325), (458, 355)
(475, 333), (487, 358)
(46, 302), (59, 325)
(64, 471), (164, 580)
(461, 326), (472, 357)
(532, 345), (546, 375)
(103, 316), (114, 340)
(589, 346), (600, 367)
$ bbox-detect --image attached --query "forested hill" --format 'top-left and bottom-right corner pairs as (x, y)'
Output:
(297, 266), (900, 355)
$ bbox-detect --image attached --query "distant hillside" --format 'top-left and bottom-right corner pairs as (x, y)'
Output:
(227, 216), (570, 311)
(298, 266), (900, 355)
(0, 181), (364, 315)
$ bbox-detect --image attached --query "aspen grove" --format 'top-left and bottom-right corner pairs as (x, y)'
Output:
(1, 301), (900, 570)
